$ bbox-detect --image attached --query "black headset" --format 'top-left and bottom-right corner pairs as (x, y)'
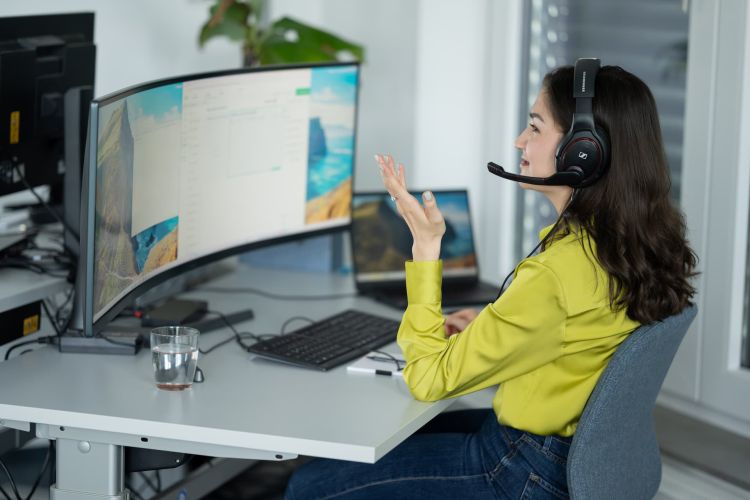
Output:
(488, 58), (610, 188)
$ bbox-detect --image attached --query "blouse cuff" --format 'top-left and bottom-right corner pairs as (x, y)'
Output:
(405, 260), (443, 305)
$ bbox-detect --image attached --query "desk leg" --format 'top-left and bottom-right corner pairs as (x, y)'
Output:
(50, 438), (129, 500)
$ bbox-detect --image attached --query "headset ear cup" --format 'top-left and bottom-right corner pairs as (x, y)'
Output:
(555, 133), (574, 174)
(560, 135), (604, 183)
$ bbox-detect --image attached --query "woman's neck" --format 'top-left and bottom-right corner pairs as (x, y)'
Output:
(546, 187), (575, 215)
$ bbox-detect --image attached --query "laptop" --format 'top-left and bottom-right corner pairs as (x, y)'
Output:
(351, 189), (499, 309)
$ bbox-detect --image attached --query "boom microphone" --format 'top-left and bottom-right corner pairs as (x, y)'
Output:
(487, 162), (583, 187)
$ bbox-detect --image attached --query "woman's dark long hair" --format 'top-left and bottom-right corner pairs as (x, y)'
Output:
(543, 65), (697, 324)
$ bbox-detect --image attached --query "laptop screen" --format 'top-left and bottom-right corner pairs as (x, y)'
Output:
(351, 190), (479, 285)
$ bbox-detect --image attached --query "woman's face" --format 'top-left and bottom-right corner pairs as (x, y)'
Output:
(514, 90), (565, 192)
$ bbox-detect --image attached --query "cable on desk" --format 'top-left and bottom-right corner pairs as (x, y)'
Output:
(197, 285), (358, 301)
(280, 316), (315, 334)
(198, 333), (238, 355)
(200, 332), (263, 355)
(3, 336), (57, 361)
(1, 298), (68, 361)
(200, 310), (263, 354)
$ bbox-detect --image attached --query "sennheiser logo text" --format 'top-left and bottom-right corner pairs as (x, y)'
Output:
(581, 71), (587, 93)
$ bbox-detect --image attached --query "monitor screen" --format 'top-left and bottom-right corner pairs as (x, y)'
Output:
(351, 190), (479, 284)
(81, 63), (359, 330)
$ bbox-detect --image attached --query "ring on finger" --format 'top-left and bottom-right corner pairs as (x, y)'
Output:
(390, 194), (398, 202)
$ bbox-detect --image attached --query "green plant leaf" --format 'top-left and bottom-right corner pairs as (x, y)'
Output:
(199, 1), (251, 47)
(259, 16), (365, 64)
(259, 42), (335, 65)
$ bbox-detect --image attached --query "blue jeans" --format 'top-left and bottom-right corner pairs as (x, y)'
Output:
(285, 409), (571, 499)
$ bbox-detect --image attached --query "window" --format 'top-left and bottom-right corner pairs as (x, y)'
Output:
(518, 0), (689, 257)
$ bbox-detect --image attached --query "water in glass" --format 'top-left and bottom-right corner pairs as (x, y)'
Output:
(152, 343), (198, 390)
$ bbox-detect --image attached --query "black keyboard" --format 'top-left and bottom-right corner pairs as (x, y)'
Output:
(247, 310), (401, 371)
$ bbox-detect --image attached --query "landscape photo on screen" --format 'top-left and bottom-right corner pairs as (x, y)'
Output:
(93, 84), (182, 317)
(304, 66), (357, 224)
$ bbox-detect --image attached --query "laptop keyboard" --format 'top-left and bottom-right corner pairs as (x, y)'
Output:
(247, 309), (401, 371)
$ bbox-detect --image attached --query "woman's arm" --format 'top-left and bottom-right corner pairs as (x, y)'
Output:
(398, 259), (568, 401)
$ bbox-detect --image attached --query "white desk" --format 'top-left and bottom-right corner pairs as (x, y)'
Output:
(0, 264), (453, 499)
(0, 266), (69, 313)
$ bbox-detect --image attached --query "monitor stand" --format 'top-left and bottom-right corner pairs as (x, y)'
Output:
(58, 331), (143, 355)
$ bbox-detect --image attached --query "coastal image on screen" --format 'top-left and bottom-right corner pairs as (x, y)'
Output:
(352, 193), (477, 273)
(93, 84), (182, 318)
(305, 66), (357, 223)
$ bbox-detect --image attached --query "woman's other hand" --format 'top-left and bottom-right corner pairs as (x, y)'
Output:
(376, 153), (446, 261)
(444, 308), (480, 337)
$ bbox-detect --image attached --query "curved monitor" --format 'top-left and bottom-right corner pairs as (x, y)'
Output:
(77, 62), (359, 334)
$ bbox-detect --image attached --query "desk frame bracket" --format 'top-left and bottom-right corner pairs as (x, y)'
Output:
(50, 438), (127, 500)
(36, 423), (297, 461)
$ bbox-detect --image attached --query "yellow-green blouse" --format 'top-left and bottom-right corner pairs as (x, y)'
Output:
(397, 225), (640, 437)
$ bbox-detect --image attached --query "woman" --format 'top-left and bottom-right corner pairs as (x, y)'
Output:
(285, 64), (697, 499)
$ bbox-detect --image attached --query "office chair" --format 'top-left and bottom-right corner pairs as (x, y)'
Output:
(566, 304), (697, 500)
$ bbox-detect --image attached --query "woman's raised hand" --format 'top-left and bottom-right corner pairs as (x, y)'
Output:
(376, 153), (446, 261)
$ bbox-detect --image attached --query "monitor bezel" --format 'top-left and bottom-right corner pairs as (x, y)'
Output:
(350, 189), (480, 292)
(80, 61), (361, 336)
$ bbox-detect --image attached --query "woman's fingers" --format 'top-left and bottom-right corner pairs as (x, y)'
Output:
(444, 316), (469, 337)
(376, 154), (408, 200)
(397, 162), (406, 189)
(421, 191), (444, 225)
(455, 308), (480, 321)
(443, 308), (479, 337)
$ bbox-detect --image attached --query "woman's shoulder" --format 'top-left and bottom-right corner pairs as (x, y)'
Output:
(535, 225), (594, 266)
(523, 227), (609, 304)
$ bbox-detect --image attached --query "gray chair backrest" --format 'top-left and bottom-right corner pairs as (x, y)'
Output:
(567, 304), (697, 500)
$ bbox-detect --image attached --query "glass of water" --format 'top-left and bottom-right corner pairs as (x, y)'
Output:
(150, 326), (199, 390)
